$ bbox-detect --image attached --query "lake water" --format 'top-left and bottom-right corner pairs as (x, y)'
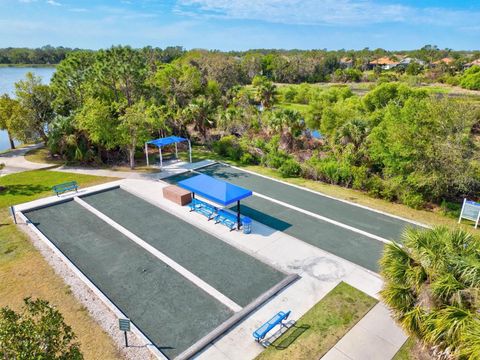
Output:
(0, 67), (56, 151)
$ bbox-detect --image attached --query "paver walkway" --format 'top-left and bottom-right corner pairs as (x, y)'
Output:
(322, 303), (407, 360)
(0, 144), (52, 175)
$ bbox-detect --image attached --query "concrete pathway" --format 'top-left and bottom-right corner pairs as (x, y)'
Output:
(0, 144), (52, 175)
(322, 303), (407, 360)
(53, 160), (216, 180)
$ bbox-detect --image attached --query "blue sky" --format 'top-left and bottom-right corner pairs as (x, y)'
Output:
(1, 0), (479, 50)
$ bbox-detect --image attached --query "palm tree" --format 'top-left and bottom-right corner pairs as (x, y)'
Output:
(380, 227), (480, 359)
(252, 75), (277, 109)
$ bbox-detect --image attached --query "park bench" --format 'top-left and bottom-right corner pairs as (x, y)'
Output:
(253, 310), (291, 343)
(214, 209), (238, 231)
(52, 181), (79, 196)
(189, 198), (217, 220)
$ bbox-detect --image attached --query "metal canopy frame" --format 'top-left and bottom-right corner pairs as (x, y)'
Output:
(145, 136), (192, 168)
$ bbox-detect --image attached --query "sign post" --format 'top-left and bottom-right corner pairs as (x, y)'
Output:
(458, 199), (480, 229)
(119, 318), (131, 347)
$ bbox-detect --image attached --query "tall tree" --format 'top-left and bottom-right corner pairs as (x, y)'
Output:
(0, 94), (21, 149)
(13, 72), (54, 143)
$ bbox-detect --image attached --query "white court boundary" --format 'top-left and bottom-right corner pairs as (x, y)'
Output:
(74, 196), (243, 312)
(220, 162), (429, 229)
(251, 191), (393, 245)
(16, 211), (167, 360)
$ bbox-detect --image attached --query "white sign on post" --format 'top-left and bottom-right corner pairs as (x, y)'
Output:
(458, 199), (480, 229)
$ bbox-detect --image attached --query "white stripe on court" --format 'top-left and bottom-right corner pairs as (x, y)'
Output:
(251, 191), (393, 245)
(190, 168), (393, 245)
(223, 163), (428, 229)
(73, 197), (243, 312)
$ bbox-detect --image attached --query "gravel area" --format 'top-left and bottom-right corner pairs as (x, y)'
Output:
(17, 220), (157, 360)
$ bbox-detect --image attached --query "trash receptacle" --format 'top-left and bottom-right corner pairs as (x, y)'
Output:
(242, 217), (252, 234)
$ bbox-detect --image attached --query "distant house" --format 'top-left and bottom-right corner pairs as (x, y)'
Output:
(432, 57), (454, 66)
(464, 59), (480, 68)
(339, 57), (354, 69)
(368, 57), (399, 70)
(398, 57), (426, 66)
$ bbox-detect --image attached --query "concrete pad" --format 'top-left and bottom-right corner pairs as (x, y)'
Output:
(356, 304), (407, 348)
(321, 347), (352, 360)
(333, 324), (400, 360)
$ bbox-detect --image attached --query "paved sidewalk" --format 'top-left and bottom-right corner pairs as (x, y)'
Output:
(53, 160), (216, 180)
(0, 144), (52, 175)
(322, 303), (407, 360)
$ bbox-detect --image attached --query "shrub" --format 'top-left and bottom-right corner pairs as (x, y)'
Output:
(213, 135), (243, 160)
(240, 152), (255, 165)
(263, 152), (287, 169)
(400, 191), (425, 209)
(460, 65), (480, 90)
(283, 86), (297, 102)
(0, 298), (83, 359)
(278, 158), (301, 177)
(351, 165), (369, 190)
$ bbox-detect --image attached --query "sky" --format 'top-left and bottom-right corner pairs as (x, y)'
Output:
(1, 0), (480, 51)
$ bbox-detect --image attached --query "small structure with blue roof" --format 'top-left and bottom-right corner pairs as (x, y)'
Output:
(178, 174), (253, 230)
(145, 136), (192, 168)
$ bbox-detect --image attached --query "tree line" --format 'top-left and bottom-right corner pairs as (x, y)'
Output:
(0, 45), (478, 210)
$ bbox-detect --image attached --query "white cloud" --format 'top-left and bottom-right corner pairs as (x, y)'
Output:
(175, 0), (480, 27)
(46, 0), (61, 6)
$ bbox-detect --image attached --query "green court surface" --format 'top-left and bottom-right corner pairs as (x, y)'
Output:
(81, 188), (286, 307)
(198, 164), (418, 240)
(24, 200), (233, 359)
(165, 167), (389, 272)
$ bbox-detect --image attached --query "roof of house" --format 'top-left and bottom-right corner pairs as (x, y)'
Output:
(369, 57), (398, 65)
(340, 57), (353, 63)
(466, 59), (480, 66)
(433, 57), (454, 65)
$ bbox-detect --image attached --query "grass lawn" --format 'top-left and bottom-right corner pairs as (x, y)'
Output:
(255, 282), (377, 360)
(0, 169), (120, 359)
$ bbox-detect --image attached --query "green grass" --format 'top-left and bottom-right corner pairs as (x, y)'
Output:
(392, 338), (431, 360)
(0, 169), (117, 208)
(0, 169), (120, 359)
(255, 282), (377, 360)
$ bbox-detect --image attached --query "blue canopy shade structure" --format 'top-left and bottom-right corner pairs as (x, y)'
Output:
(178, 174), (252, 229)
(145, 136), (192, 168)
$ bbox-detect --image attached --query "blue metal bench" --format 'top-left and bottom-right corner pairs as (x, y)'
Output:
(214, 209), (238, 231)
(189, 198), (217, 220)
(253, 311), (291, 342)
(52, 181), (79, 196)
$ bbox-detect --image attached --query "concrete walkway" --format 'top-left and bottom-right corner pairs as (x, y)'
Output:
(0, 144), (52, 175)
(53, 160), (216, 180)
(322, 303), (407, 360)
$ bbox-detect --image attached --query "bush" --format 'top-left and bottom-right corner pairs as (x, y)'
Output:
(400, 191), (425, 209)
(263, 152), (287, 169)
(460, 65), (480, 90)
(278, 158), (301, 177)
(240, 152), (256, 165)
(213, 135), (243, 160)
(351, 166), (369, 190)
(0, 298), (83, 359)
(283, 86), (297, 102)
